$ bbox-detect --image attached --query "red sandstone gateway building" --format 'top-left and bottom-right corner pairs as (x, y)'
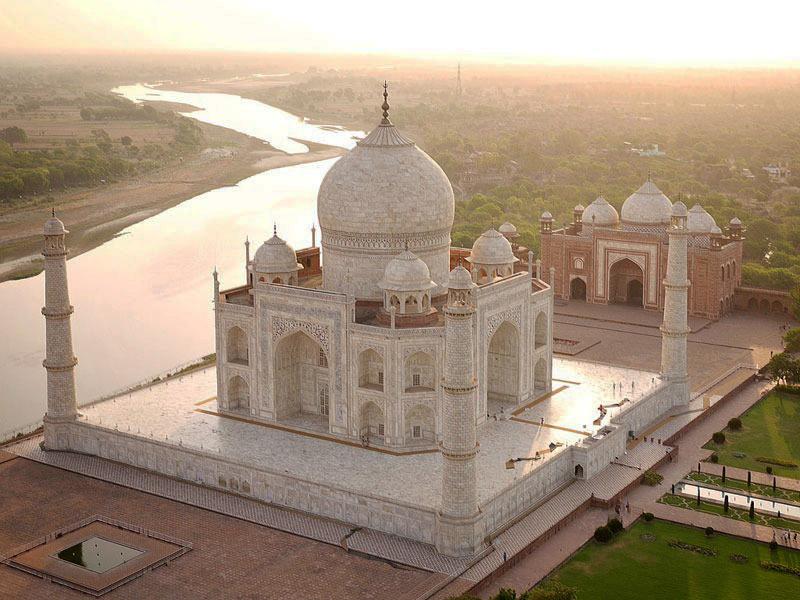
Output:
(539, 178), (744, 319)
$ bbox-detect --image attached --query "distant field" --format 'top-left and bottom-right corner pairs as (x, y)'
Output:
(545, 519), (800, 600)
(0, 105), (175, 151)
(703, 391), (800, 479)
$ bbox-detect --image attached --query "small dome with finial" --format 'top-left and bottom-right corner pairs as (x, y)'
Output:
(253, 226), (301, 273)
(44, 208), (67, 236)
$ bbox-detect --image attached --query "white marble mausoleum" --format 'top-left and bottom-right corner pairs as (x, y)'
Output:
(40, 87), (692, 557)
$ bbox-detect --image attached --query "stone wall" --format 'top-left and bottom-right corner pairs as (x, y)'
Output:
(54, 421), (440, 545)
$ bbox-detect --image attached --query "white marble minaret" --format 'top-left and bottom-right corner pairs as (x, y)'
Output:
(660, 201), (691, 405)
(436, 264), (484, 556)
(42, 211), (79, 449)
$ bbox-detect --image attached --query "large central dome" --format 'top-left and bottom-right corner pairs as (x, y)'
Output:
(317, 86), (454, 299)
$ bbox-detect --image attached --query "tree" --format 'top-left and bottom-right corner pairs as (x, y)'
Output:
(594, 525), (613, 543)
(0, 126), (27, 147)
(120, 135), (133, 146)
(765, 352), (800, 384)
(791, 287), (800, 321)
(727, 417), (743, 431)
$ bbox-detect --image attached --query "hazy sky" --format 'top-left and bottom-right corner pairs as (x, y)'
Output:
(1, 0), (799, 67)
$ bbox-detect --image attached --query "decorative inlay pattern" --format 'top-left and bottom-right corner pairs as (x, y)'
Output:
(271, 316), (330, 354)
(486, 305), (522, 340)
(322, 227), (451, 251)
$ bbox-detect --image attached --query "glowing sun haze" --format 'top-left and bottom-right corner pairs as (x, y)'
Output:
(1, 0), (798, 67)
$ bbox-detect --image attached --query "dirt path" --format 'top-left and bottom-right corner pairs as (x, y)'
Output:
(0, 120), (344, 282)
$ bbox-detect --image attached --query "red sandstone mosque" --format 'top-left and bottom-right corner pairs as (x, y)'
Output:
(538, 177), (745, 319)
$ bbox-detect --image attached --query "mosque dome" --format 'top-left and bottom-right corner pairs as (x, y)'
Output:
(468, 229), (517, 266)
(687, 204), (718, 233)
(44, 214), (67, 236)
(582, 196), (619, 227)
(317, 84), (454, 299)
(710, 225), (722, 235)
(446, 264), (475, 289)
(253, 231), (300, 273)
(621, 179), (673, 224)
(378, 249), (437, 292)
(499, 221), (518, 236)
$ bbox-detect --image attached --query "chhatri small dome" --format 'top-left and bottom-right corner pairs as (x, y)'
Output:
(710, 225), (723, 235)
(671, 200), (688, 217)
(687, 204), (718, 233)
(583, 196), (619, 227)
(447, 263), (476, 290)
(253, 230), (300, 273)
(730, 216), (742, 226)
(574, 204), (585, 212)
(468, 229), (517, 266)
(540, 211), (553, 220)
(499, 221), (518, 235)
(378, 249), (437, 292)
(621, 178), (673, 224)
(44, 211), (67, 236)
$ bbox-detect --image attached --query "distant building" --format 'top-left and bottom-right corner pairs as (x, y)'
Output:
(630, 143), (666, 157)
(539, 178), (745, 320)
(762, 162), (791, 183)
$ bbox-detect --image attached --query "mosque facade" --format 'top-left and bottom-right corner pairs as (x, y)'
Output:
(539, 180), (745, 320)
(41, 88), (693, 557)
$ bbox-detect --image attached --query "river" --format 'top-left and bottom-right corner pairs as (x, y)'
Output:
(0, 83), (362, 439)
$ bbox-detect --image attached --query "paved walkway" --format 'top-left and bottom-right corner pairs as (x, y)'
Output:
(699, 462), (800, 493)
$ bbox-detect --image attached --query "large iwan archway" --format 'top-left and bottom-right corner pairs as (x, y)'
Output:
(487, 321), (520, 404)
(273, 330), (329, 421)
(609, 258), (644, 307)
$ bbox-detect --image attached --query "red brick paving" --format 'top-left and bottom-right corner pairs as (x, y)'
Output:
(0, 458), (438, 600)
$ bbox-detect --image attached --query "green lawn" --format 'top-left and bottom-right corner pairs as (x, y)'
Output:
(544, 520), (800, 600)
(704, 392), (800, 479)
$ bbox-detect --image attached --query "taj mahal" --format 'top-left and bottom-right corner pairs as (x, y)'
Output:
(40, 87), (694, 558)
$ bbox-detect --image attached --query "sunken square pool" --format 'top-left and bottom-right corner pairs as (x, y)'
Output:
(54, 536), (143, 573)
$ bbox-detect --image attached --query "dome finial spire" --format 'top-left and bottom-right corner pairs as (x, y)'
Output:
(51, 206), (55, 217)
(381, 80), (391, 124)
(273, 222), (277, 236)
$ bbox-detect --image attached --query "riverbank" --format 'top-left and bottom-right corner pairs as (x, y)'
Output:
(0, 118), (344, 282)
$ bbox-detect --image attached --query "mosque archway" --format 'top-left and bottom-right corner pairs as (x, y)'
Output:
(570, 277), (587, 301)
(488, 321), (520, 404)
(228, 375), (249, 412)
(273, 330), (329, 421)
(574, 464), (584, 478)
(609, 258), (644, 307)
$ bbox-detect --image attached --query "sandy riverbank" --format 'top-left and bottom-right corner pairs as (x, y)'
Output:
(0, 118), (344, 283)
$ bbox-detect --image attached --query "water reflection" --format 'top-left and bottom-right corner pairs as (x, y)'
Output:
(0, 86), (362, 437)
(112, 84), (359, 154)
